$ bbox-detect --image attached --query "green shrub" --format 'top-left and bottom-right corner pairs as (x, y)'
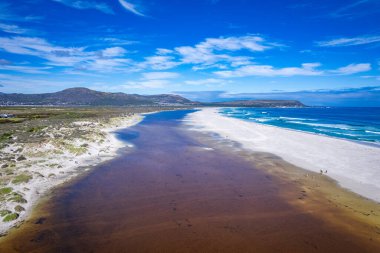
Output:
(0, 210), (11, 217)
(0, 187), (12, 195)
(3, 213), (19, 222)
(12, 174), (32, 184)
(65, 144), (87, 155)
(14, 205), (25, 212)
(16, 155), (27, 161)
(0, 118), (25, 124)
(28, 126), (46, 133)
(8, 193), (27, 203)
(0, 132), (12, 142)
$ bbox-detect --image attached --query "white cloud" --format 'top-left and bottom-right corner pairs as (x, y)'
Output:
(124, 79), (171, 89)
(0, 65), (50, 74)
(317, 35), (380, 47)
(140, 55), (180, 70)
(0, 23), (28, 34)
(184, 78), (228, 85)
(192, 64), (229, 71)
(124, 72), (181, 90)
(1, 31), (370, 86)
(52, 0), (114, 14)
(229, 56), (254, 67)
(136, 35), (279, 71)
(215, 63), (323, 78)
(101, 47), (127, 57)
(83, 58), (131, 72)
(331, 63), (371, 75)
(199, 36), (273, 52)
(175, 45), (231, 65)
(214, 62), (371, 78)
(156, 48), (173, 55)
(142, 72), (180, 80)
(118, 0), (145, 16)
(0, 57), (51, 75)
(174, 35), (275, 68)
(0, 36), (84, 59)
(361, 75), (380, 81)
(101, 37), (138, 46)
(0, 36), (133, 73)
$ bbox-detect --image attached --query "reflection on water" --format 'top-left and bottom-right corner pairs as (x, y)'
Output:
(1, 110), (379, 253)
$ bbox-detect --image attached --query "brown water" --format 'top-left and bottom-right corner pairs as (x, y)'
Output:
(1, 110), (379, 252)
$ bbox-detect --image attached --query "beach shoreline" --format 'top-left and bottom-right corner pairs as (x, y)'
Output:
(185, 108), (380, 203)
(1, 108), (380, 252)
(184, 108), (380, 248)
(219, 107), (380, 149)
(0, 113), (144, 235)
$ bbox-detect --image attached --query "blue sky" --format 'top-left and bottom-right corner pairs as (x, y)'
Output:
(0, 0), (379, 106)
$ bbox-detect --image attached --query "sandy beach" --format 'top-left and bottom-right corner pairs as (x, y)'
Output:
(185, 108), (380, 203)
(0, 113), (143, 235)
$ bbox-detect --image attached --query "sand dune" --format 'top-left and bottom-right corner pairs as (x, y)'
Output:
(0, 115), (143, 235)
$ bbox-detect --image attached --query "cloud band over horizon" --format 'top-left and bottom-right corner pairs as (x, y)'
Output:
(0, 0), (379, 106)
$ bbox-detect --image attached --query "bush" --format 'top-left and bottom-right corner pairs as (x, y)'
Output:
(16, 155), (27, 161)
(0, 210), (11, 217)
(3, 213), (19, 222)
(0, 132), (12, 142)
(12, 174), (32, 184)
(28, 126), (46, 133)
(0, 187), (12, 195)
(14, 205), (25, 212)
(9, 193), (27, 203)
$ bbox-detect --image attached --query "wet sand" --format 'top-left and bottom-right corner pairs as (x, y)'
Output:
(1, 110), (379, 252)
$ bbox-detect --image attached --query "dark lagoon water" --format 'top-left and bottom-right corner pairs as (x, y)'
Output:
(1, 110), (379, 253)
(221, 107), (380, 143)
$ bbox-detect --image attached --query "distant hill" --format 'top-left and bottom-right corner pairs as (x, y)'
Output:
(206, 99), (305, 107)
(0, 88), (196, 106)
(0, 88), (305, 107)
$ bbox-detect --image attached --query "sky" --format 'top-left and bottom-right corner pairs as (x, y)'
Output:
(0, 0), (379, 106)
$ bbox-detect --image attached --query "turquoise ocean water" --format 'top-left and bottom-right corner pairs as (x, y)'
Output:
(220, 107), (380, 144)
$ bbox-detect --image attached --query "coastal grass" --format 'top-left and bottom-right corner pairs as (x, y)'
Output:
(14, 205), (25, 212)
(0, 187), (13, 201)
(2, 213), (19, 222)
(0, 210), (11, 217)
(8, 193), (27, 203)
(0, 118), (25, 124)
(65, 143), (88, 155)
(0, 187), (13, 195)
(11, 174), (32, 185)
(0, 132), (12, 142)
(27, 126), (46, 133)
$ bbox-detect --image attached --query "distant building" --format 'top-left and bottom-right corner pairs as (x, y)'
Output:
(0, 113), (15, 118)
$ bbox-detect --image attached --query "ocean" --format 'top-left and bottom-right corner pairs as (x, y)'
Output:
(219, 107), (380, 144)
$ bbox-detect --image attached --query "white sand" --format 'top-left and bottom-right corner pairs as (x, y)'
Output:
(185, 108), (380, 203)
(0, 114), (143, 235)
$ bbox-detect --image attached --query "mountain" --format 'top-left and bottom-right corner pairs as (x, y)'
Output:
(0, 88), (305, 107)
(209, 100), (305, 107)
(0, 88), (196, 106)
